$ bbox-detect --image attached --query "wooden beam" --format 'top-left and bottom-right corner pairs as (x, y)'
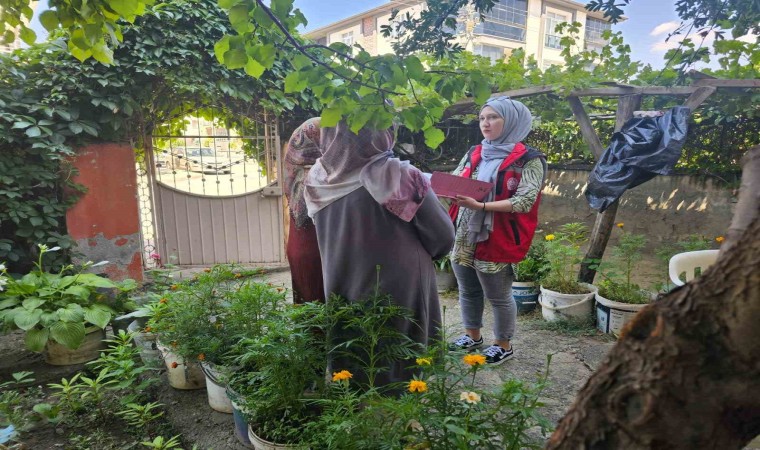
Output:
(693, 78), (760, 88)
(579, 94), (642, 284)
(572, 86), (698, 96)
(683, 86), (717, 111)
(442, 85), (557, 119)
(568, 96), (605, 159)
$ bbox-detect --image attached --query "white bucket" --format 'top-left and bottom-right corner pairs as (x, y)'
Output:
(127, 320), (162, 369)
(200, 362), (233, 413)
(157, 343), (206, 390)
(538, 283), (597, 322)
(595, 293), (649, 337)
(247, 424), (298, 450)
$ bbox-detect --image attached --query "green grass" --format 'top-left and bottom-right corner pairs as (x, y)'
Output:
(520, 310), (613, 339)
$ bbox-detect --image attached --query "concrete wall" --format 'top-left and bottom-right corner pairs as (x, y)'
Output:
(539, 168), (733, 286)
(66, 143), (143, 281)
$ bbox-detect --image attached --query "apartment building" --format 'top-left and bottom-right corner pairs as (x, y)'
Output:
(0, 3), (37, 54)
(305, 0), (612, 68)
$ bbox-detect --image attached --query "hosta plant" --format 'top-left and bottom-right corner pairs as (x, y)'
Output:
(0, 245), (137, 352)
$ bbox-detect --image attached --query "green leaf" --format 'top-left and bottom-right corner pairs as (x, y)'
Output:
(244, 58), (265, 78)
(223, 48), (248, 69)
(229, 4), (252, 33)
(25, 328), (49, 352)
(250, 43), (276, 68)
(284, 71), (307, 93)
(218, 0), (240, 9)
(214, 35), (231, 65)
(320, 107), (343, 127)
(405, 56), (425, 80)
(91, 41), (114, 65)
(14, 309), (43, 331)
(83, 307), (112, 329)
(49, 321), (86, 350)
(19, 27), (36, 45)
(39, 10), (59, 31)
(107, 0), (138, 18)
(63, 285), (90, 299)
(22, 298), (45, 311)
(0, 298), (20, 310)
(76, 274), (117, 289)
(25, 126), (41, 138)
(423, 126), (445, 149)
(57, 305), (84, 322)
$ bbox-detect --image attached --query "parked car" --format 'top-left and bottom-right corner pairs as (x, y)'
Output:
(172, 147), (231, 174)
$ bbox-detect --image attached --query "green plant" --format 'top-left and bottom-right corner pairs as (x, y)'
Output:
(541, 223), (590, 294)
(116, 402), (165, 430)
(87, 330), (157, 400)
(141, 435), (183, 449)
(434, 254), (453, 273)
(513, 239), (550, 283)
(0, 244), (137, 351)
(591, 226), (650, 304)
(0, 371), (58, 440)
(48, 374), (84, 417)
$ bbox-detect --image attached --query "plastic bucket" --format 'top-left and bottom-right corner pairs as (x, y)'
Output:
(538, 283), (597, 322)
(595, 293), (649, 336)
(157, 343), (206, 390)
(227, 388), (254, 448)
(435, 270), (457, 292)
(200, 362), (233, 413)
(127, 321), (162, 369)
(247, 425), (297, 450)
(512, 281), (538, 314)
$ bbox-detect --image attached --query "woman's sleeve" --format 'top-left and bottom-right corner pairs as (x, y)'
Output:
(510, 158), (545, 213)
(413, 190), (456, 259)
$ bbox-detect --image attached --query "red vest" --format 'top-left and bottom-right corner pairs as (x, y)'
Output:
(448, 143), (544, 263)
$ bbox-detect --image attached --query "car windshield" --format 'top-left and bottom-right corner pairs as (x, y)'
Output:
(186, 148), (214, 157)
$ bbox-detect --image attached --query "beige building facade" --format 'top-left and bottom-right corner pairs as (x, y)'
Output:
(305, 0), (611, 68)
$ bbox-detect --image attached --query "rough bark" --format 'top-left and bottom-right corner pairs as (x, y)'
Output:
(548, 146), (760, 450)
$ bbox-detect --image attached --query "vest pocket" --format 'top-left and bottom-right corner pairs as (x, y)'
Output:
(509, 220), (521, 246)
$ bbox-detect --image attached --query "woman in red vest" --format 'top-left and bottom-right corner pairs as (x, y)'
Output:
(447, 96), (546, 365)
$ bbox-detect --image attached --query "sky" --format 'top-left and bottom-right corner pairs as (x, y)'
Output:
(27, 0), (742, 69)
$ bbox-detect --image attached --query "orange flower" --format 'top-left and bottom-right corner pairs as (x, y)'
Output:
(616, 222), (624, 228)
(463, 354), (486, 367)
(170, 285), (179, 291)
(159, 298), (168, 304)
(331, 370), (353, 382)
(171, 341), (178, 348)
(715, 236), (725, 243)
(408, 380), (428, 393)
(276, 287), (284, 292)
(204, 268), (211, 273)
(144, 326), (152, 333)
(197, 353), (206, 361)
(170, 362), (178, 369)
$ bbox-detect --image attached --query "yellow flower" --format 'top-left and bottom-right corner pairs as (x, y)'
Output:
(416, 357), (432, 366)
(408, 380), (428, 393)
(715, 236), (725, 243)
(463, 354), (486, 367)
(616, 222), (624, 228)
(545, 234), (555, 241)
(331, 370), (353, 382)
(459, 391), (481, 404)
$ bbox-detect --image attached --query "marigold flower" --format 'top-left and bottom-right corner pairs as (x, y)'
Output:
(144, 326), (152, 333)
(234, 273), (243, 279)
(463, 354), (486, 367)
(197, 353), (205, 361)
(545, 234), (555, 241)
(416, 357), (432, 366)
(616, 222), (624, 228)
(170, 362), (178, 369)
(159, 298), (168, 304)
(460, 391), (481, 404)
(171, 341), (178, 348)
(408, 380), (428, 393)
(715, 236), (725, 243)
(331, 370), (353, 382)
(276, 287), (284, 292)
(204, 268), (211, 273)
(170, 284), (179, 291)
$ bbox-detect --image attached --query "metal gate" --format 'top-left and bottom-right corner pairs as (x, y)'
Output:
(137, 113), (284, 267)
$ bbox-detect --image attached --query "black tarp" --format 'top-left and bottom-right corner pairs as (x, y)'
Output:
(585, 106), (691, 212)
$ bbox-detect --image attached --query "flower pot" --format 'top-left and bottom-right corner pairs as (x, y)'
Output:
(512, 281), (538, 314)
(157, 343), (206, 390)
(247, 425), (298, 450)
(44, 327), (107, 366)
(200, 362), (233, 413)
(127, 320), (162, 369)
(595, 292), (651, 337)
(538, 284), (597, 322)
(435, 270), (457, 292)
(227, 388), (254, 448)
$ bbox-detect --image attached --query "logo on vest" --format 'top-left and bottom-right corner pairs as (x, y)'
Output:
(507, 177), (519, 191)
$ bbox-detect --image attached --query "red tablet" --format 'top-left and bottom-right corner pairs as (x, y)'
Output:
(430, 172), (494, 202)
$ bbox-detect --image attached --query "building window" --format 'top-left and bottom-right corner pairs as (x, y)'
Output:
(315, 37), (327, 46)
(341, 31), (354, 46)
(473, 0), (528, 42)
(585, 17), (611, 51)
(544, 12), (568, 49)
(475, 45), (506, 63)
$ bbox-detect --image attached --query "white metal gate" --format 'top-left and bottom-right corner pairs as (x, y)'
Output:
(138, 114), (284, 267)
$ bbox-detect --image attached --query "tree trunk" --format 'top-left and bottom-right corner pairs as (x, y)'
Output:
(548, 146), (760, 450)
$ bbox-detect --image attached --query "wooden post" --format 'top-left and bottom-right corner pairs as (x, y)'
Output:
(568, 96), (605, 159)
(579, 95), (642, 283)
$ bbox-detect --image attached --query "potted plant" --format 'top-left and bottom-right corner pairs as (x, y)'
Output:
(433, 254), (457, 292)
(0, 244), (137, 365)
(512, 239), (549, 314)
(593, 225), (654, 336)
(538, 223), (598, 322)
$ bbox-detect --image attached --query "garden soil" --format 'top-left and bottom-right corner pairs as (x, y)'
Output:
(6, 266), (719, 449)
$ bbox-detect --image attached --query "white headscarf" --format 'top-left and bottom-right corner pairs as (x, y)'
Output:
(469, 96), (533, 244)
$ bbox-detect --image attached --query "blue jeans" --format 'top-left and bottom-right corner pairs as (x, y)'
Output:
(452, 262), (516, 342)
